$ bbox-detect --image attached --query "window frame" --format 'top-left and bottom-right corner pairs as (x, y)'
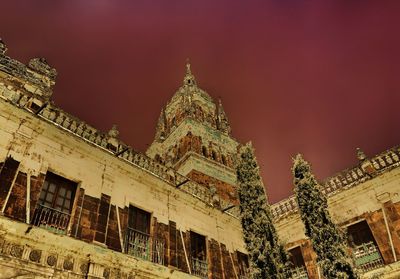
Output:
(38, 172), (76, 214)
(32, 171), (78, 234)
(346, 219), (378, 247)
(128, 204), (152, 236)
(189, 230), (207, 261)
(288, 245), (306, 269)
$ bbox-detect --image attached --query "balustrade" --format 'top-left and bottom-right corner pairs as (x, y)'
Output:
(125, 228), (164, 265)
(191, 257), (208, 279)
(31, 204), (70, 234)
(353, 242), (384, 272)
(291, 266), (309, 279)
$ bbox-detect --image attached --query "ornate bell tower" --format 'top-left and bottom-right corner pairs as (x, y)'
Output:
(146, 63), (241, 204)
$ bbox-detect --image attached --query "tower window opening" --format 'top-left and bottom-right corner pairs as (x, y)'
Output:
(212, 150), (217, 161)
(221, 155), (227, 165)
(202, 146), (208, 157)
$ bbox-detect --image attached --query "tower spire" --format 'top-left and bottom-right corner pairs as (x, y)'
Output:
(186, 58), (191, 75)
(183, 59), (196, 86)
(216, 98), (232, 135)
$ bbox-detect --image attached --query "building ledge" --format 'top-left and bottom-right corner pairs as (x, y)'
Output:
(0, 216), (201, 279)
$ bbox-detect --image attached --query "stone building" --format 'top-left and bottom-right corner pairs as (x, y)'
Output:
(0, 39), (399, 279)
(272, 147), (400, 279)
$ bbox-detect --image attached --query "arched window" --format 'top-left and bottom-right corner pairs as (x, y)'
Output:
(221, 155), (227, 166)
(212, 150), (218, 161)
(202, 146), (208, 157)
(154, 154), (161, 163)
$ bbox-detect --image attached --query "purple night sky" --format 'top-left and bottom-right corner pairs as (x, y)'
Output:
(1, 1), (400, 203)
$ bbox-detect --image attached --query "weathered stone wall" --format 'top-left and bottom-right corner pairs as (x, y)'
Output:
(0, 93), (246, 278)
(177, 153), (237, 186)
(187, 169), (238, 205)
(147, 118), (239, 169)
(0, 217), (200, 279)
(146, 72), (241, 207)
(274, 165), (400, 278)
(2, 43), (400, 278)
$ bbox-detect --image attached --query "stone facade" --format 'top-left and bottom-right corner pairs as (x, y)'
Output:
(0, 39), (400, 279)
(146, 64), (239, 206)
(272, 147), (400, 278)
(0, 41), (245, 279)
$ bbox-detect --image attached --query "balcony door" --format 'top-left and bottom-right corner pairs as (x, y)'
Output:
(32, 172), (76, 233)
(347, 220), (384, 272)
(190, 231), (208, 278)
(288, 246), (308, 279)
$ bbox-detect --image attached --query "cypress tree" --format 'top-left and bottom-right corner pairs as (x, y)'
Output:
(292, 154), (358, 279)
(236, 143), (292, 279)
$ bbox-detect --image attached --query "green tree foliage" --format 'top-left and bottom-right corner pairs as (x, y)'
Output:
(236, 143), (292, 279)
(292, 154), (358, 279)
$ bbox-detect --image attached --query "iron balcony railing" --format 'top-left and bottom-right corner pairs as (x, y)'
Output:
(291, 266), (309, 279)
(191, 257), (208, 279)
(353, 242), (384, 272)
(125, 227), (165, 265)
(31, 203), (71, 234)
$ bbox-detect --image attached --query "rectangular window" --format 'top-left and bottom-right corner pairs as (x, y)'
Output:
(288, 246), (306, 268)
(126, 205), (166, 264)
(347, 220), (376, 247)
(190, 231), (208, 278)
(190, 231), (206, 260)
(38, 173), (75, 213)
(32, 172), (76, 233)
(128, 205), (151, 234)
(347, 220), (384, 272)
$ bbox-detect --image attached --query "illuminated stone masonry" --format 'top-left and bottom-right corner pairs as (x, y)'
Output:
(146, 63), (241, 208)
(0, 40), (245, 279)
(0, 38), (400, 278)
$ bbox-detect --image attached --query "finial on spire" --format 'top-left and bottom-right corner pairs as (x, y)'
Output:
(186, 58), (191, 74)
(215, 98), (231, 135)
(183, 59), (196, 86)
